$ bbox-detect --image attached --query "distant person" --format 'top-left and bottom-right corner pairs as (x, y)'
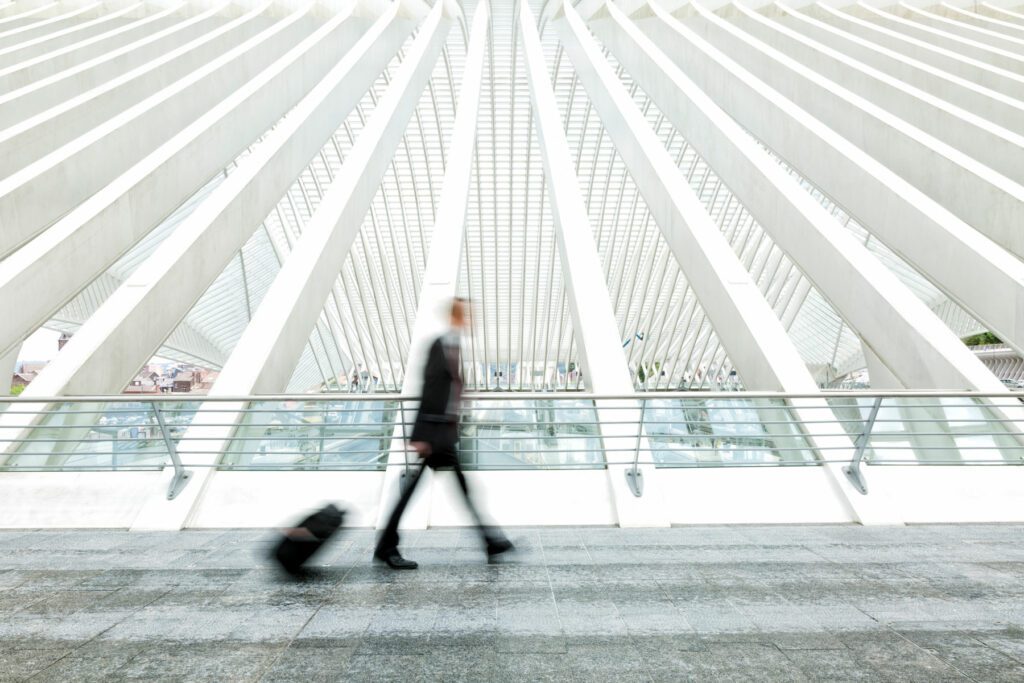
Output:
(374, 297), (512, 570)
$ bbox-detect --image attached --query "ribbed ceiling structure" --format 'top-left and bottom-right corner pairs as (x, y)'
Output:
(2, 0), (1022, 398)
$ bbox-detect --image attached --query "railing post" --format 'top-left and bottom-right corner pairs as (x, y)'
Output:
(843, 397), (882, 495)
(152, 402), (192, 500)
(398, 401), (413, 495)
(625, 399), (646, 497)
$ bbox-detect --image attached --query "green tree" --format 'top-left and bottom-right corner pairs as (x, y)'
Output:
(963, 331), (1001, 347)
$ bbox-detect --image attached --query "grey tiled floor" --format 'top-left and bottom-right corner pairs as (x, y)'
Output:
(2, 525), (1024, 681)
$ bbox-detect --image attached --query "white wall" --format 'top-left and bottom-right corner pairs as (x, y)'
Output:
(0, 471), (161, 528)
(0, 465), (1022, 528)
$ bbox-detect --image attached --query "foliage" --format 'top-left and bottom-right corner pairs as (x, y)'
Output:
(963, 331), (1001, 347)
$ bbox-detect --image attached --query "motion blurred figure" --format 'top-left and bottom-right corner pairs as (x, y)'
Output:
(374, 297), (512, 570)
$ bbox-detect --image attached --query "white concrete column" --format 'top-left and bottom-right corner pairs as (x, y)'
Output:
(131, 0), (447, 531)
(521, 0), (667, 527)
(0, 343), (19, 397)
(564, 0), (899, 525)
(375, 0), (491, 532)
(861, 340), (904, 390)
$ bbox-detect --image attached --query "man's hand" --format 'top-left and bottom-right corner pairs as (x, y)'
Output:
(409, 441), (431, 458)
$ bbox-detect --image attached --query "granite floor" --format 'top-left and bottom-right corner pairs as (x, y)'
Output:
(1, 524), (1024, 681)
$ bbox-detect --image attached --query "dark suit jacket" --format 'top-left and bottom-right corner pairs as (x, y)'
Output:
(410, 336), (461, 464)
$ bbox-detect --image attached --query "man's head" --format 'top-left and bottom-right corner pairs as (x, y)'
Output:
(450, 296), (469, 330)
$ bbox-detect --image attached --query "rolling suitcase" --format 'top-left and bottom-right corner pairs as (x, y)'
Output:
(273, 504), (344, 576)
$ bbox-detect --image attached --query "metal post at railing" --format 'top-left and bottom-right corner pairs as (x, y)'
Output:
(152, 403), (192, 500)
(843, 397), (882, 495)
(398, 401), (412, 495)
(625, 400), (645, 497)
(319, 404), (326, 463)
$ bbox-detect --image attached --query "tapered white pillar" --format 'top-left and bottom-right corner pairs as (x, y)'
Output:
(562, 0), (898, 524)
(131, 0), (449, 531)
(375, 0), (491, 532)
(522, 0), (667, 526)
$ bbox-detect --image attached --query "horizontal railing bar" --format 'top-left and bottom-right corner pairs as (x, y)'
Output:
(4, 390), (1024, 404)
(13, 444), (1022, 456)
(17, 414), (1024, 428)
(10, 405), (1024, 420)
(4, 459), (1021, 472)
(9, 435), (1023, 449)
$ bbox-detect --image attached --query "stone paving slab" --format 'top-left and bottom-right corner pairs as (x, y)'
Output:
(1, 524), (1024, 681)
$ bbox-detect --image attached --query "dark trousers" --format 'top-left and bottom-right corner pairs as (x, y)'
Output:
(376, 456), (503, 555)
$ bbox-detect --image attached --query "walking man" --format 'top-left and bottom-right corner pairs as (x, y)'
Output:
(374, 297), (513, 569)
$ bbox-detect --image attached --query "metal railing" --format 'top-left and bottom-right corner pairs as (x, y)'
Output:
(1, 392), (1022, 499)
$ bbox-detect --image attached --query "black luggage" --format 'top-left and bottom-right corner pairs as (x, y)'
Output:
(273, 504), (344, 576)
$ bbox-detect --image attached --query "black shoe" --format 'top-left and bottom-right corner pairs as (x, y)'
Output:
(374, 550), (418, 570)
(486, 539), (514, 557)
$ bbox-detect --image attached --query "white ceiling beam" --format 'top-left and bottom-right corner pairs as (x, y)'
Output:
(0, 1), (139, 66)
(894, 2), (1024, 54)
(628, 1), (1024, 355)
(815, 2), (1024, 101)
(0, 0), (202, 101)
(0, 1), (100, 50)
(0, 3), (56, 28)
(585, 0), (1004, 392)
(207, 0), (448, 395)
(0, 3), (368, 361)
(676, 1), (1024, 262)
(18, 3), (414, 399)
(929, 3), (1024, 40)
(770, 3), (1024, 137)
(561, 2), (814, 393)
(729, 3), (1024, 186)
(0, 0), (299, 255)
(0, 1), (258, 175)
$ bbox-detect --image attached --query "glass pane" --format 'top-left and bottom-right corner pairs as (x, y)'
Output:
(645, 398), (815, 467)
(5, 401), (200, 469)
(220, 400), (396, 470)
(458, 399), (603, 469)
